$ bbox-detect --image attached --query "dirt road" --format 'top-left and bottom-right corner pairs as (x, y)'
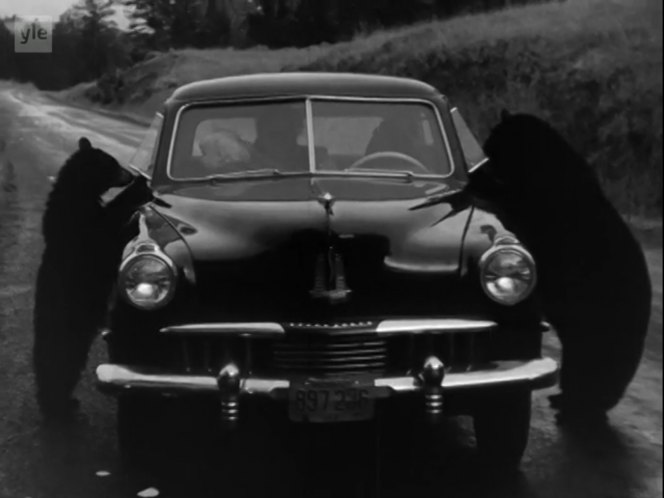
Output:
(0, 84), (661, 498)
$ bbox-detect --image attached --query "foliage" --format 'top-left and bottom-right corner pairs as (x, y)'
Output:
(122, 0), (220, 50)
(0, 0), (131, 90)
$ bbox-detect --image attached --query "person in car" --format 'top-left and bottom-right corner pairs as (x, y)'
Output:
(365, 110), (432, 170)
(198, 129), (252, 174)
(252, 109), (310, 171)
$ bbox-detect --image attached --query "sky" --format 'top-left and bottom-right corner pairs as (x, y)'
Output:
(0, 0), (129, 27)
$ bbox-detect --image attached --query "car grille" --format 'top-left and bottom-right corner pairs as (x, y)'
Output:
(174, 327), (491, 378)
(271, 332), (388, 375)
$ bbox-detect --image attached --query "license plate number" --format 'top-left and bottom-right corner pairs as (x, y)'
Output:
(289, 381), (375, 423)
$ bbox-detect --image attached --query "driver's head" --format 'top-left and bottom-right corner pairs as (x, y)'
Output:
(199, 130), (250, 172)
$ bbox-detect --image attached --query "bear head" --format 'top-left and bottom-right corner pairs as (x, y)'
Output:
(481, 112), (586, 195)
(54, 137), (134, 197)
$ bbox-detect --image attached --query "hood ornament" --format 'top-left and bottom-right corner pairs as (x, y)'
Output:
(317, 192), (336, 217)
(310, 246), (351, 304)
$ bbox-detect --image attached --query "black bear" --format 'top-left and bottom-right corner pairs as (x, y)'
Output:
(470, 112), (652, 423)
(33, 137), (153, 423)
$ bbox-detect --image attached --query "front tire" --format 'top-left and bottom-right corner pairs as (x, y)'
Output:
(473, 390), (532, 469)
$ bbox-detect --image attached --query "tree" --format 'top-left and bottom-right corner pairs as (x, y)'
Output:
(123, 0), (175, 50)
(123, 0), (225, 49)
(0, 18), (16, 80)
(69, 0), (122, 78)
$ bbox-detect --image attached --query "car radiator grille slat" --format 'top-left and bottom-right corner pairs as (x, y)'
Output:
(270, 333), (388, 375)
(274, 351), (387, 360)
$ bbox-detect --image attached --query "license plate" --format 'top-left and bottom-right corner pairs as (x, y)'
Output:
(288, 380), (375, 423)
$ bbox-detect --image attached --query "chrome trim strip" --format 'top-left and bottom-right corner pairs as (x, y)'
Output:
(97, 365), (218, 392)
(166, 95), (456, 182)
(375, 319), (498, 334)
(166, 103), (184, 181)
(468, 156), (489, 173)
(159, 318), (497, 336)
(242, 378), (290, 395)
(376, 358), (558, 391)
(383, 257), (460, 274)
(161, 323), (286, 335)
(449, 106), (489, 173)
(305, 98), (316, 173)
(128, 112), (164, 180)
(96, 358), (558, 395)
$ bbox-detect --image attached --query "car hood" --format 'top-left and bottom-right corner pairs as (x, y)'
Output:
(151, 177), (471, 275)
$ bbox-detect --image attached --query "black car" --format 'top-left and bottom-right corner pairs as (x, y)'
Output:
(96, 72), (558, 468)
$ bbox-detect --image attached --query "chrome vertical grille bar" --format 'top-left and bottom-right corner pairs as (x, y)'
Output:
(245, 338), (252, 375)
(449, 333), (456, 366)
(182, 338), (192, 373)
(468, 334), (476, 370)
(201, 339), (208, 372)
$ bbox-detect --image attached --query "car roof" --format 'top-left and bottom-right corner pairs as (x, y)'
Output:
(167, 72), (444, 103)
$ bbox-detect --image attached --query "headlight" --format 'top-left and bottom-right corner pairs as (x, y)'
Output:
(479, 245), (537, 306)
(118, 253), (177, 310)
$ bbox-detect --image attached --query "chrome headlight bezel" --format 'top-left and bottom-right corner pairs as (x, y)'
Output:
(117, 243), (178, 310)
(479, 242), (537, 306)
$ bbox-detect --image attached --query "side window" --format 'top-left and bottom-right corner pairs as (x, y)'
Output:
(450, 108), (488, 171)
(129, 113), (164, 177)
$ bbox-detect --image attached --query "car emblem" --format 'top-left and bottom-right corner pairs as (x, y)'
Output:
(310, 247), (351, 304)
(317, 192), (336, 216)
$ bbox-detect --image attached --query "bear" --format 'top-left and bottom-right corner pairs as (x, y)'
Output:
(468, 112), (652, 424)
(33, 137), (154, 423)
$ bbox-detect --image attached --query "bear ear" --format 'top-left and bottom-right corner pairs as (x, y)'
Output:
(78, 137), (92, 151)
(500, 109), (512, 121)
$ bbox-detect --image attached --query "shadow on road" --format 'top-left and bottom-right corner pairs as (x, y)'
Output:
(26, 411), (653, 498)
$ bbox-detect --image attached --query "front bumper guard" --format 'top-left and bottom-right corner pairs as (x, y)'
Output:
(97, 358), (558, 424)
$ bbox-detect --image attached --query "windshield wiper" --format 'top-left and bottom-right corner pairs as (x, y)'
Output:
(179, 168), (447, 185)
(336, 169), (442, 183)
(185, 169), (307, 184)
(212, 168), (285, 178)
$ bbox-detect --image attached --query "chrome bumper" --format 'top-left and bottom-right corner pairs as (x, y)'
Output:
(96, 358), (558, 398)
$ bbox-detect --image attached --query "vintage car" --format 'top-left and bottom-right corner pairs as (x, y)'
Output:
(97, 72), (558, 469)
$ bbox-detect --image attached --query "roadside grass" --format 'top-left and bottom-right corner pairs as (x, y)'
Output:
(61, 0), (662, 216)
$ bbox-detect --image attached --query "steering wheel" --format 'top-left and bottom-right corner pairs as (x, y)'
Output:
(347, 151), (430, 174)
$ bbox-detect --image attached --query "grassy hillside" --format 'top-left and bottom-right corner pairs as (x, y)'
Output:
(60, 46), (330, 121)
(62, 0), (662, 216)
(302, 0), (663, 216)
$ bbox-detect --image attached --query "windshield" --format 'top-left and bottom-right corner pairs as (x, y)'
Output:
(169, 98), (451, 180)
